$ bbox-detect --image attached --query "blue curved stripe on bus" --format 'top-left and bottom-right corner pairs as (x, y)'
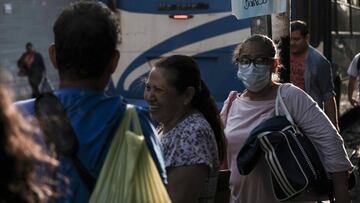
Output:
(117, 15), (250, 92)
(116, 0), (231, 14)
(123, 44), (244, 106)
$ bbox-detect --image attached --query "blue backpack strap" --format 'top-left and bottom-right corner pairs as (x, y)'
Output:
(135, 106), (168, 184)
(35, 93), (96, 192)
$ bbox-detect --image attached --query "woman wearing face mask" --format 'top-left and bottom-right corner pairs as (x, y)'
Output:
(220, 35), (352, 203)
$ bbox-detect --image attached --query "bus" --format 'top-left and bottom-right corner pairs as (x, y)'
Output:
(108, 0), (251, 106)
(107, 0), (360, 114)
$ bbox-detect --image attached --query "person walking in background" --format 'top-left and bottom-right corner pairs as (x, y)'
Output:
(16, 2), (166, 202)
(347, 52), (360, 106)
(0, 84), (58, 203)
(290, 20), (339, 129)
(144, 55), (226, 203)
(17, 42), (46, 98)
(221, 34), (352, 203)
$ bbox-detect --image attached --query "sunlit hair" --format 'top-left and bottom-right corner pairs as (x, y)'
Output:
(233, 34), (277, 62)
(0, 86), (58, 203)
(153, 55), (227, 162)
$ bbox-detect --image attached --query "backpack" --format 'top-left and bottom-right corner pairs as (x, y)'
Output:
(35, 93), (96, 192)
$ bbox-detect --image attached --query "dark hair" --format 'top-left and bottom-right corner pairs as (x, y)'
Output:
(154, 55), (226, 162)
(25, 42), (33, 49)
(291, 20), (309, 37)
(53, 1), (118, 80)
(233, 34), (277, 62)
(0, 86), (58, 203)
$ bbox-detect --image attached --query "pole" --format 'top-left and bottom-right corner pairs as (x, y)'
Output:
(250, 15), (272, 37)
(273, 0), (291, 83)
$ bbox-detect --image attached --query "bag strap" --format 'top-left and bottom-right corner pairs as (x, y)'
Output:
(219, 91), (239, 170)
(222, 91), (239, 125)
(275, 85), (295, 125)
(35, 93), (96, 192)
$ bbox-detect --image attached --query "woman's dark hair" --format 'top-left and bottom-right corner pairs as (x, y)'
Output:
(154, 55), (226, 162)
(53, 1), (118, 80)
(0, 87), (58, 202)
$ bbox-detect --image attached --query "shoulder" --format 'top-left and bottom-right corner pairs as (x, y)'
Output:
(279, 83), (310, 101)
(308, 46), (330, 64)
(186, 112), (213, 133)
(169, 112), (213, 141)
(352, 53), (360, 67)
(279, 83), (317, 113)
(347, 53), (360, 76)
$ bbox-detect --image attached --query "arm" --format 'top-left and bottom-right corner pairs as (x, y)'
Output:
(167, 165), (209, 203)
(315, 58), (338, 128)
(324, 97), (339, 130)
(282, 84), (353, 182)
(347, 76), (357, 106)
(17, 53), (26, 68)
(331, 171), (351, 203)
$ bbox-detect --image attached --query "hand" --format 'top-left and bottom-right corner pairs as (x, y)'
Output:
(332, 171), (351, 203)
(17, 67), (28, 77)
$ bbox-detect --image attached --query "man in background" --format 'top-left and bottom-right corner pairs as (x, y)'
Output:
(17, 42), (45, 98)
(290, 20), (338, 129)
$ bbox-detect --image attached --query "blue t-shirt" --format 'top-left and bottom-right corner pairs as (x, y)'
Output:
(15, 88), (166, 203)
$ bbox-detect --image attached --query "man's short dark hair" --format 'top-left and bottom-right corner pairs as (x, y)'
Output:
(53, 2), (118, 80)
(291, 20), (308, 37)
(25, 42), (33, 48)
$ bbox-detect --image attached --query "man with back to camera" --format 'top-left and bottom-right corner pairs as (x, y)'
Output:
(290, 20), (339, 129)
(15, 2), (166, 202)
(347, 52), (360, 107)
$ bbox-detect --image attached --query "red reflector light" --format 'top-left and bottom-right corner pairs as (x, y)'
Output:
(169, 14), (193, 20)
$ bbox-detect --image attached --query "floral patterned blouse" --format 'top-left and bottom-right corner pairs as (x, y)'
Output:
(159, 111), (219, 202)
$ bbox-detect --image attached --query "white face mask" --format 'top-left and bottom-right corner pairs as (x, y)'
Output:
(237, 63), (271, 92)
